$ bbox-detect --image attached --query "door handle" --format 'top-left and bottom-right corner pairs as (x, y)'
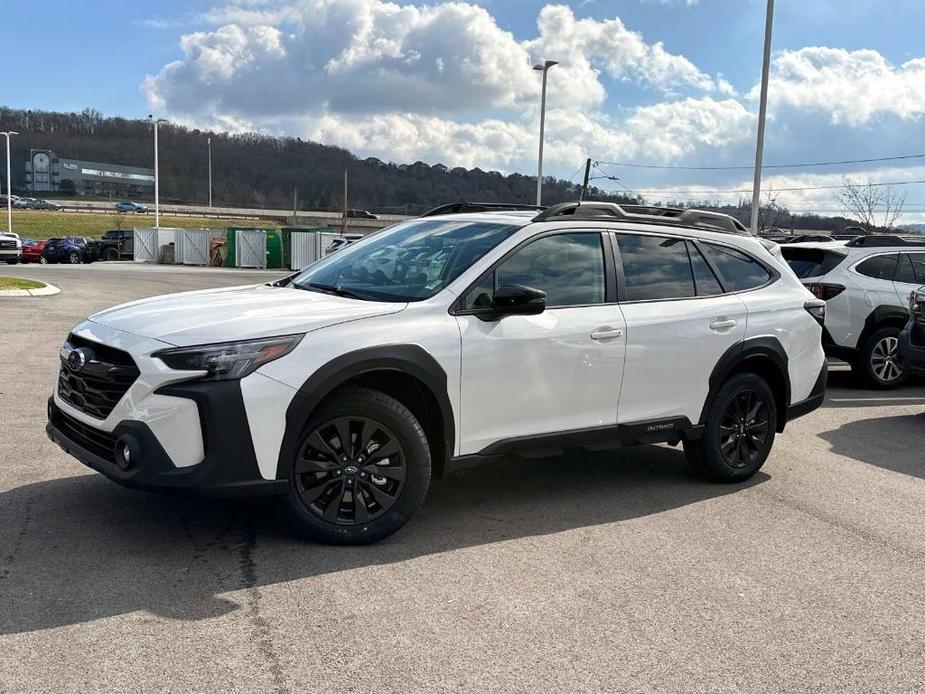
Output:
(590, 327), (624, 340)
(710, 318), (737, 331)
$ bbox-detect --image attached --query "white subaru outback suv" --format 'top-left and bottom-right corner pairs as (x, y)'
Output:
(781, 235), (925, 388)
(48, 202), (827, 544)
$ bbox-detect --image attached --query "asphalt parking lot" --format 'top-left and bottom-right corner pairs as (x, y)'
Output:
(1, 263), (924, 693)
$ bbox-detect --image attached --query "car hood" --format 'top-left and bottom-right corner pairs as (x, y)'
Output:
(88, 284), (406, 346)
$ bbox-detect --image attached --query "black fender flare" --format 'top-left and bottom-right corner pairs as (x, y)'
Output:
(275, 345), (454, 479)
(857, 305), (911, 349)
(699, 336), (791, 428)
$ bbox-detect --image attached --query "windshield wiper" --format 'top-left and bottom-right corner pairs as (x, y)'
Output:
(301, 282), (371, 301)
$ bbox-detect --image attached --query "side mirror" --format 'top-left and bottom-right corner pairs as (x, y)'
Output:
(492, 284), (546, 316)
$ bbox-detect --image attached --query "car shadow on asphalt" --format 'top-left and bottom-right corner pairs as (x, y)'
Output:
(819, 412), (925, 479)
(821, 370), (925, 408)
(0, 446), (766, 635)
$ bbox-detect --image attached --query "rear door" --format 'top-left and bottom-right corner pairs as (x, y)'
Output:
(894, 251), (925, 305)
(615, 233), (748, 426)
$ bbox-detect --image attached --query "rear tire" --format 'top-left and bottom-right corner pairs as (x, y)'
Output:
(103, 248), (119, 262)
(858, 327), (908, 389)
(67, 251), (81, 264)
(285, 387), (431, 545)
(684, 373), (777, 482)
(39, 256), (47, 264)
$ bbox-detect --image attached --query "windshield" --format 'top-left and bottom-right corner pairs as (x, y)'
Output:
(292, 219), (522, 302)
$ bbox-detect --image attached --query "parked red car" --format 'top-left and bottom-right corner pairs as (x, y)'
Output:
(21, 239), (48, 263)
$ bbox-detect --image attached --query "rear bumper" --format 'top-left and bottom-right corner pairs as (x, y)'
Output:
(785, 362), (827, 425)
(821, 327), (857, 363)
(898, 321), (925, 375)
(47, 389), (287, 498)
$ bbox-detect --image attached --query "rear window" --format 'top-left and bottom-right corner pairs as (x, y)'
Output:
(701, 243), (772, 291)
(855, 254), (898, 281)
(781, 247), (847, 278)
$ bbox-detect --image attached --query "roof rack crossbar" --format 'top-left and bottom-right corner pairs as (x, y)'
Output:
(844, 235), (925, 247)
(420, 202), (546, 217)
(532, 201), (747, 234)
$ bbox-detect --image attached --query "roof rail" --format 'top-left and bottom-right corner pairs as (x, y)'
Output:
(419, 202), (545, 217)
(532, 201), (747, 234)
(844, 235), (925, 247)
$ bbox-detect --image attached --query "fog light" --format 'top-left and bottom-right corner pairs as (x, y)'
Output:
(114, 434), (140, 470)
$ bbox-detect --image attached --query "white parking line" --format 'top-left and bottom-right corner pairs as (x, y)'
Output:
(829, 397), (925, 403)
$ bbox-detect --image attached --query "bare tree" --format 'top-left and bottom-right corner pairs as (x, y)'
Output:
(758, 187), (792, 232)
(833, 177), (905, 232)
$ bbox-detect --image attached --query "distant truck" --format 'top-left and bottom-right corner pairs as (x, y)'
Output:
(97, 229), (134, 261)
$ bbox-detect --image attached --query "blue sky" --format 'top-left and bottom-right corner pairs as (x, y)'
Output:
(6, 0), (925, 220)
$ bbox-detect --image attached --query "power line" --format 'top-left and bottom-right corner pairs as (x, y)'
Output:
(625, 178), (925, 196)
(593, 152), (925, 171)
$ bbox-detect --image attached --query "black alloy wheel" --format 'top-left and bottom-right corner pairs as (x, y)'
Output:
(717, 388), (772, 469)
(285, 386), (431, 544)
(684, 372), (777, 482)
(294, 415), (406, 526)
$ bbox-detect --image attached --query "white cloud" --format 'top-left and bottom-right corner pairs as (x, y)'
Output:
(755, 47), (925, 126)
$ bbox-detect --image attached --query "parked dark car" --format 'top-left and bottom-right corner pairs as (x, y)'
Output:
(898, 286), (925, 376)
(115, 201), (149, 213)
(41, 237), (99, 264)
(98, 229), (134, 261)
(346, 209), (379, 220)
(28, 199), (62, 211)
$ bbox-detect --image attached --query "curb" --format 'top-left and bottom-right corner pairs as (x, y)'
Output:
(0, 282), (61, 297)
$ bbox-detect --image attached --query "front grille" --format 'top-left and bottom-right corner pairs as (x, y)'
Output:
(55, 409), (117, 464)
(0, 239), (16, 249)
(58, 334), (139, 419)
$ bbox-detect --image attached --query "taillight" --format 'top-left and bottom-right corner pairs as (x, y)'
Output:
(805, 283), (846, 301)
(804, 299), (826, 326)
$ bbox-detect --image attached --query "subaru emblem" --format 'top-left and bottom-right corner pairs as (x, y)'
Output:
(67, 348), (89, 371)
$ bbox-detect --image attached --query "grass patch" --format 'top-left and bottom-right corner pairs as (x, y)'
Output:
(8, 210), (280, 240)
(0, 276), (44, 290)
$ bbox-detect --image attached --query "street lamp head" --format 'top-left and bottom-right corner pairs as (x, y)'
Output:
(533, 60), (559, 71)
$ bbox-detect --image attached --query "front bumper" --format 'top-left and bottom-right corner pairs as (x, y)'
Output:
(898, 321), (925, 375)
(47, 386), (287, 498)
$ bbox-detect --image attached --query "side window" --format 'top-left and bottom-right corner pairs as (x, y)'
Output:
(495, 233), (605, 307)
(908, 253), (925, 283)
(895, 254), (918, 284)
(855, 254), (898, 281)
(617, 234), (695, 301)
(688, 242), (724, 296)
(701, 243), (772, 292)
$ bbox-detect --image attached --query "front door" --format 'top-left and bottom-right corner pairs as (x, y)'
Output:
(456, 231), (626, 454)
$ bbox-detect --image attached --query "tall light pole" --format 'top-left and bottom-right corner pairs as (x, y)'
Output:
(148, 115), (168, 228)
(207, 137), (213, 208)
(533, 59), (558, 207)
(750, 0), (775, 235)
(0, 131), (17, 234)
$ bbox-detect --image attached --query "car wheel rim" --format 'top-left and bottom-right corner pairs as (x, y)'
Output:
(718, 389), (771, 469)
(871, 336), (902, 382)
(39, 257), (47, 264)
(69, 253), (79, 264)
(294, 416), (406, 526)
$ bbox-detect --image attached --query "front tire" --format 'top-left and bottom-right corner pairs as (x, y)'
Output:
(39, 256), (48, 264)
(285, 387), (431, 544)
(67, 251), (81, 264)
(858, 327), (907, 389)
(103, 247), (119, 262)
(684, 373), (777, 482)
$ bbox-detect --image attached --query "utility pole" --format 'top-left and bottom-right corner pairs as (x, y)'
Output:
(342, 169), (348, 235)
(207, 137), (213, 208)
(292, 186), (298, 224)
(533, 60), (558, 206)
(579, 158), (592, 201)
(750, 0), (775, 235)
(0, 131), (17, 234)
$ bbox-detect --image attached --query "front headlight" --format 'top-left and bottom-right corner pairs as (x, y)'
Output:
(153, 334), (303, 381)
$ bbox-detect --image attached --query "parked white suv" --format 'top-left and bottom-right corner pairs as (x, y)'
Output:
(781, 236), (925, 387)
(0, 231), (22, 264)
(47, 202), (827, 544)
